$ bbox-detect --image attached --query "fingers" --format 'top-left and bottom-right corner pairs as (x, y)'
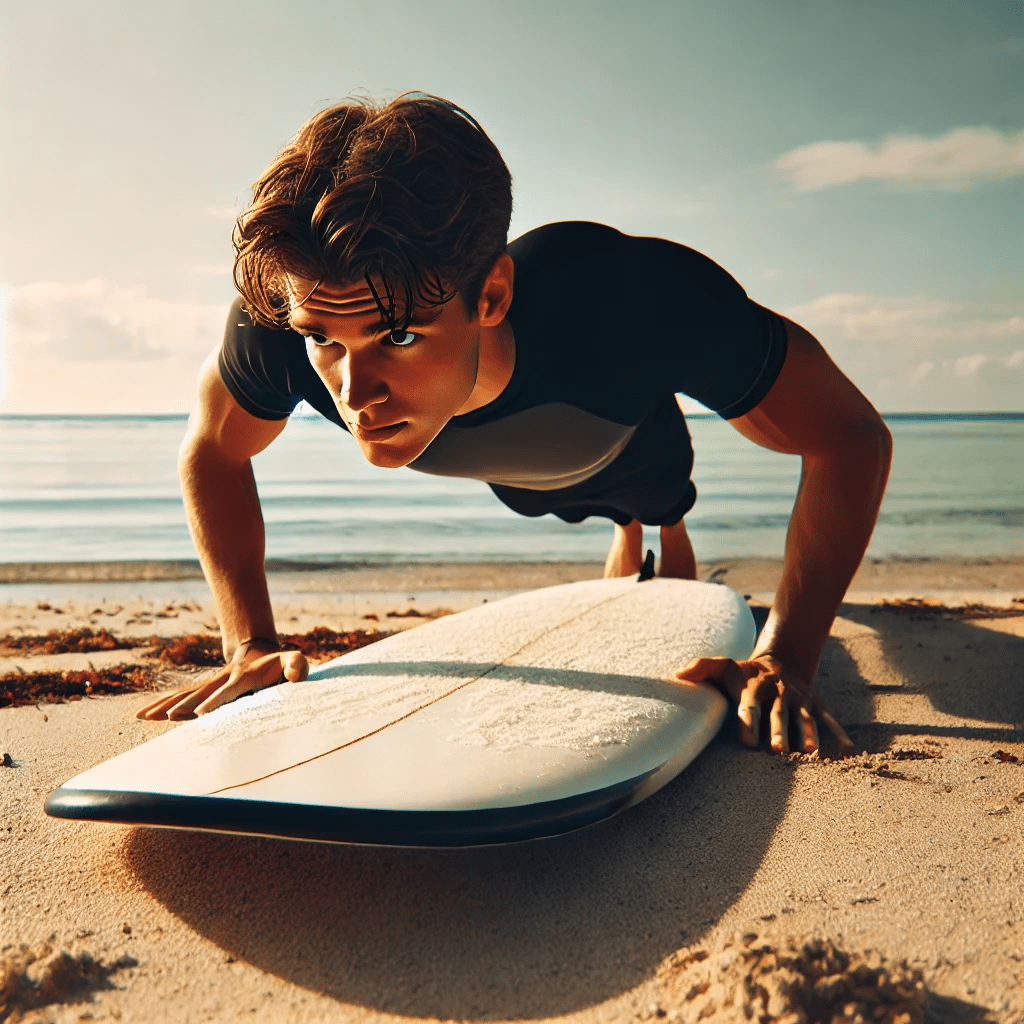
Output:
(676, 657), (750, 703)
(674, 655), (856, 759)
(281, 651), (309, 683)
(769, 694), (790, 755)
(193, 652), (288, 715)
(136, 686), (206, 721)
(799, 705), (820, 753)
(819, 707), (855, 752)
(736, 694), (761, 748)
(137, 651), (310, 722)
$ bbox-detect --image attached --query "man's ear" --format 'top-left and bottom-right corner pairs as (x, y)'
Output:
(476, 253), (514, 326)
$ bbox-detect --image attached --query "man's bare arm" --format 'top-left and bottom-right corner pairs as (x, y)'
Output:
(137, 352), (308, 720)
(678, 316), (892, 753)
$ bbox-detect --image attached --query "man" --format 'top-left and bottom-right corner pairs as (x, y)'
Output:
(139, 94), (891, 756)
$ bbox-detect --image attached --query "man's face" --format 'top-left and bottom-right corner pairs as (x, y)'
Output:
(286, 275), (482, 469)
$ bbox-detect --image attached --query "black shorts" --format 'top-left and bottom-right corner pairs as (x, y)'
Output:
(488, 395), (697, 527)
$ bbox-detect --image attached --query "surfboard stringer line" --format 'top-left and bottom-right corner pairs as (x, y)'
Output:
(208, 585), (636, 796)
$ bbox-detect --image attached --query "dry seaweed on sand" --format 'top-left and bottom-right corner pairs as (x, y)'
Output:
(385, 607), (454, 619)
(0, 627), (388, 706)
(873, 596), (1024, 620)
(0, 627), (136, 656)
(658, 933), (929, 1023)
(143, 627), (387, 666)
(0, 665), (157, 708)
(1, 626), (388, 667)
(277, 625), (389, 662)
(143, 633), (224, 667)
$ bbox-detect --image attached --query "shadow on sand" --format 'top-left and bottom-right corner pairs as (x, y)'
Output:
(834, 602), (1023, 749)
(129, 605), (997, 1018)
(122, 726), (797, 1018)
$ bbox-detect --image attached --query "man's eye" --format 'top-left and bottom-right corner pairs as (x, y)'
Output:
(310, 334), (332, 347)
(387, 331), (417, 347)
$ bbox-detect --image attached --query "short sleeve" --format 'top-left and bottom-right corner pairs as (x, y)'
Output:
(217, 298), (345, 426)
(632, 236), (788, 419)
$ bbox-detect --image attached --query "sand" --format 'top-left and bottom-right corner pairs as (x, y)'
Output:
(1, 557), (1022, 1023)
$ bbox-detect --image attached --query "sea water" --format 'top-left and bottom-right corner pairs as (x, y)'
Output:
(0, 413), (1020, 564)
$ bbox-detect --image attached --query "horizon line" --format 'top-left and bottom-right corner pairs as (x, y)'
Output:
(2, 411), (1023, 423)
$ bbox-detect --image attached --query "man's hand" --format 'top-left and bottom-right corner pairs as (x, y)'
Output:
(136, 644), (309, 721)
(676, 655), (853, 756)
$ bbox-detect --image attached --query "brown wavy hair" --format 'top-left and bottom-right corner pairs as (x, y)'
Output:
(233, 93), (513, 331)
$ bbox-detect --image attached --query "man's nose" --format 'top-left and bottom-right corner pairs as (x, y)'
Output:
(335, 350), (388, 410)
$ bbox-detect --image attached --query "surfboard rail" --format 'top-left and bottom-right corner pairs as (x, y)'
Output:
(44, 770), (656, 847)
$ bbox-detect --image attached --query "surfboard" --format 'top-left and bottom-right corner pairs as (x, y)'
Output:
(45, 577), (755, 847)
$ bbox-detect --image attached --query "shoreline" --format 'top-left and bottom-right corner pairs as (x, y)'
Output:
(3, 554), (1022, 591)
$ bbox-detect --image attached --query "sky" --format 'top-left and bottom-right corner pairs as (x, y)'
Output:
(1, 0), (1021, 414)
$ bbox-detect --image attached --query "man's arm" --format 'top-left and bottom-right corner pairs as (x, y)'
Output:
(137, 351), (308, 720)
(677, 316), (892, 753)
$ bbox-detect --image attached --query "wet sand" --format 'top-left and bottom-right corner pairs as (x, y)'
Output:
(1, 557), (1022, 1022)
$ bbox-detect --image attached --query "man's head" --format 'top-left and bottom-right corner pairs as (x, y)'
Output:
(233, 93), (513, 333)
(233, 94), (515, 468)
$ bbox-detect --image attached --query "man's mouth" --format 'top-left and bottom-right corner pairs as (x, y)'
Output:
(349, 420), (408, 442)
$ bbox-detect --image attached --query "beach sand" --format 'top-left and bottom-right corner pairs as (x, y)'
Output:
(2, 557), (1022, 1023)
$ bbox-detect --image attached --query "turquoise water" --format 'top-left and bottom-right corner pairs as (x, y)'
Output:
(0, 414), (1020, 564)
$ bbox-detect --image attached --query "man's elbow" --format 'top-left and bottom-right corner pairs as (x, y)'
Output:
(843, 412), (892, 488)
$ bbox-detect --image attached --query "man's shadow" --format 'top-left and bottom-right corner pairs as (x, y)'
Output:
(830, 602), (1023, 749)
(121, 608), (801, 1019)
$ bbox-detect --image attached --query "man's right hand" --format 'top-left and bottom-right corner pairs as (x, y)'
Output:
(136, 643), (309, 721)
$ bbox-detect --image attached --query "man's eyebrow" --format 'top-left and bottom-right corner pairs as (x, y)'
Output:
(291, 314), (438, 338)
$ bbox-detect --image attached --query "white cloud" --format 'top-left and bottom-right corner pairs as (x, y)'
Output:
(783, 292), (1024, 412)
(776, 126), (1024, 192)
(1, 280), (228, 414)
(785, 293), (1024, 346)
(954, 353), (989, 377)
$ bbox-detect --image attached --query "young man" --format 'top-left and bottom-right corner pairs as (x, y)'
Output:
(139, 94), (891, 756)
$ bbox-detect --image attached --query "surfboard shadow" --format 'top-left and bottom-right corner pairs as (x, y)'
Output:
(310, 658), (711, 704)
(122, 717), (798, 1018)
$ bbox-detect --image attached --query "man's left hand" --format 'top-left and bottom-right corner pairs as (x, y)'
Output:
(675, 654), (853, 755)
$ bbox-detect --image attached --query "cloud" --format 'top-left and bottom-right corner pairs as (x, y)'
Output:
(192, 263), (232, 276)
(0, 280), (228, 413)
(783, 292), (1024, 411)
(784, 293), (1024, 346)
(776, 126), (1024, 191)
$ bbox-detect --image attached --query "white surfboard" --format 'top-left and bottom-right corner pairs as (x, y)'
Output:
(45, 578), (755, 846)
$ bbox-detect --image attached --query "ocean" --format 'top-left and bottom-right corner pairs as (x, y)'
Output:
(0, 413), (1021, 565)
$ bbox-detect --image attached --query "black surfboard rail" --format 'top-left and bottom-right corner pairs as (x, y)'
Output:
(44, 768), (655, 847)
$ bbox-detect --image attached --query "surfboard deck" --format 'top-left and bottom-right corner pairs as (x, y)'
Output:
(45, 578), (755, 847)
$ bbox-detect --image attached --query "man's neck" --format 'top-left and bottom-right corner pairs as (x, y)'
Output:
(457, 318), (516, 415)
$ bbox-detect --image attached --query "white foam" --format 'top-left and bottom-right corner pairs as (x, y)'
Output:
(449, 679), (676, 754)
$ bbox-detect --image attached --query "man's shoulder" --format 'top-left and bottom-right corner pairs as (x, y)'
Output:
(508, 221), (627, 264)
(507, 221), (721, 284)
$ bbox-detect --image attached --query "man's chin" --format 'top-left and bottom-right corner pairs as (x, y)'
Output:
(355, 436), (429, 469)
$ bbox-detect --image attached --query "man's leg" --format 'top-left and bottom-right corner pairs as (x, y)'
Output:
(604, 519), (644, 577)
(659, 519), (697, 579)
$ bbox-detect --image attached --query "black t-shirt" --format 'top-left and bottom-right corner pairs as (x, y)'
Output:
(219, 221), (786, 497)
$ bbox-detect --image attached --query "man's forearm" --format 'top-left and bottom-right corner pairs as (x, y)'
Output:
(753, 420), (892, 683)
(179, 440), (278, 659)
